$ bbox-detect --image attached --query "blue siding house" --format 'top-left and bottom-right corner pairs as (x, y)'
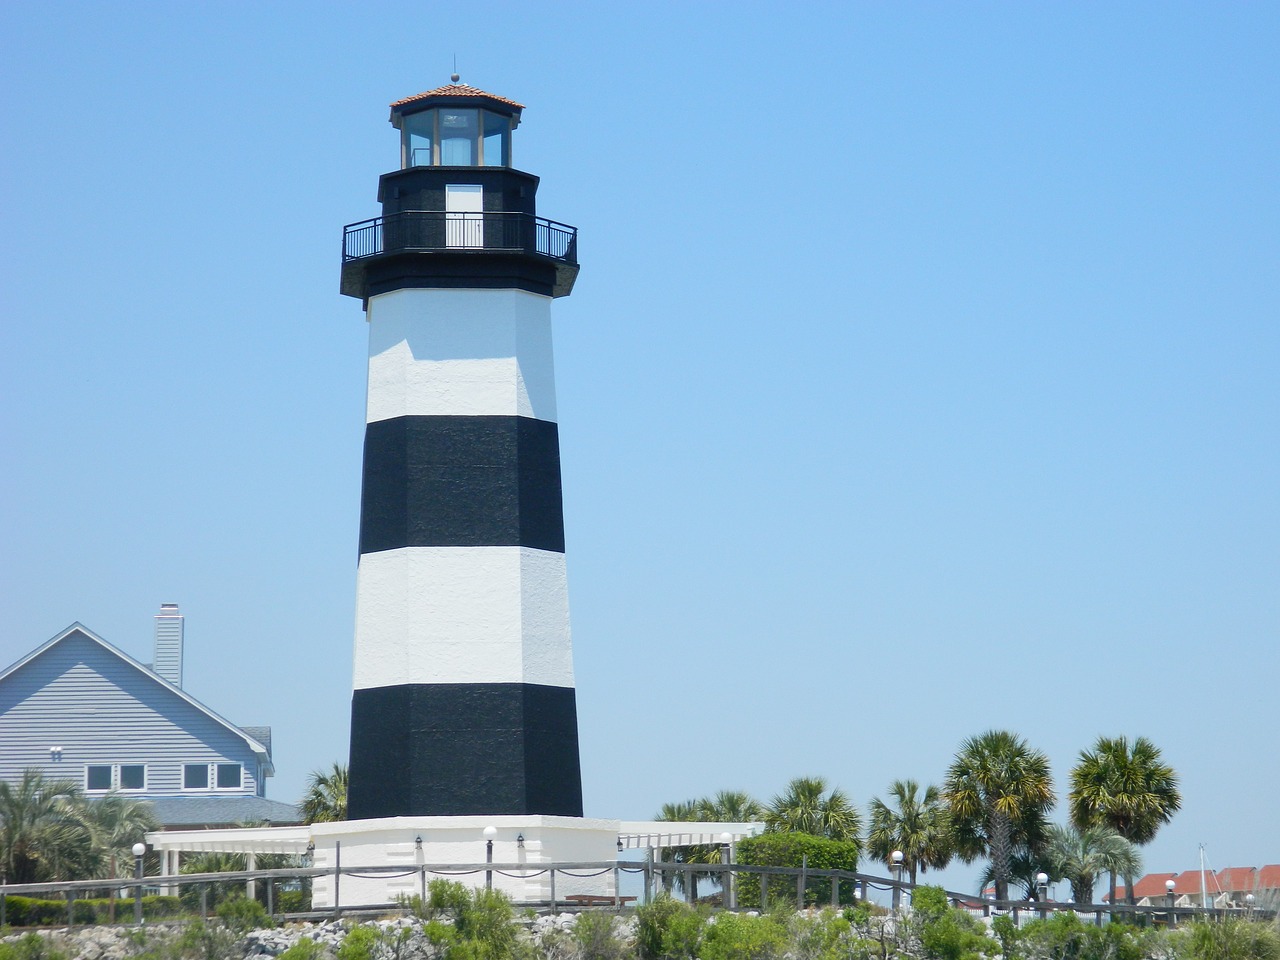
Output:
(0, 619), (300, 827)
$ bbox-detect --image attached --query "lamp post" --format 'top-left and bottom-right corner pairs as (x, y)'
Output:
(891, 850), (904, 912)
(484, 826), (497, 890)
(131, 842), (147, 924)
(719, 832), (734, 911)
(1036, 872), (1049, 918)
(1166, 878), (1177, 928)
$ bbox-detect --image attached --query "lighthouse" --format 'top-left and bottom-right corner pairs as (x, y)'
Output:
(340, 83), (582, 821)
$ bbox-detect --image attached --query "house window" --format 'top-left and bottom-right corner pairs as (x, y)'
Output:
(183, 763), (210, 789)
(119, 764), (145, 790)
(216, 763), (242, 789)
(86, 765), (112, 791)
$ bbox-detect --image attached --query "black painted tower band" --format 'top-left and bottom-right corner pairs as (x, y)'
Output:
(348, 683), (584, 818)
(359, 415), (565, 555)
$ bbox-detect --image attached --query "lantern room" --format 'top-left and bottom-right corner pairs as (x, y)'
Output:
(390, 83), (523, 168)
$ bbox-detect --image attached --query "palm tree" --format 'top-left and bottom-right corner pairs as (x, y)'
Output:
(1043, 823), (1142, 905)
(299, 763), (348, 824)
(867, 779), (953, 884)
(765, 776), (861, 844)
(944, 730), (1054, 902)
(0, 770), (99, 883)
(82, 793), (159, 920)
(697, 790), (763, 824)
(1069, 735), (1180, 904)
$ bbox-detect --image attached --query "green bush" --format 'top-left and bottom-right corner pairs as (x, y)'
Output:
(788, 909), (854, 960)
(0, 894), (183, 927)
(276, 889), (311, 914)
(0, 933), (68, 960)
(635, 894), (706, 960)
(214, 892), (271, 933)
(912, 886), (999, 960)
(337, 925), (380, 960)
(734, 833), (861, 908)
(573, 911), (627, 960)
(176, 918), (241, 960)
(700, 911), (788, 960)
(278, 938), (326, 960)
(1009, 910), (1166, 960)
(1174, 918), (1280, 960)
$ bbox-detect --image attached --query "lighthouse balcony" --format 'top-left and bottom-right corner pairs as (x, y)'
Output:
(341, 211), (578, 300)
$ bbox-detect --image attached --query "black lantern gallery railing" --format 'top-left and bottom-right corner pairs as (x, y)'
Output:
(342, 212), (578, 265)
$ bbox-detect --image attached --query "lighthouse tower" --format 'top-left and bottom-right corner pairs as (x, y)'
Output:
(340, 83), (582, 821)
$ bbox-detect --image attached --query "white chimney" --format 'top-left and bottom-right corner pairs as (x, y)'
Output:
(153, 603), (184, 688)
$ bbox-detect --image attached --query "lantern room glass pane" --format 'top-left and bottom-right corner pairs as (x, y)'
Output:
(440, 109), (478, 165)
(482, 111), (508, 166)
(403, 110), (435, 168)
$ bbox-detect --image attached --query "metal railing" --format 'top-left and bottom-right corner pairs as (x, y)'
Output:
(1, 860), (1274, 927)
(342, 212), (577, 264)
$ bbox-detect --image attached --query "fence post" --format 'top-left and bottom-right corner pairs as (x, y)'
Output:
(798, 856), (807, 908)
(831, 872), (839, 908)
(614, 866), (621, 910)
(420, 864), (427, 904)
(334, 840), (342, 920)
(643, 849), (652, 905)
(201, 884), (208, 918)
(67, 891), (75, 925)
(549, 868), (556, 914)
(761, 872), (768, 912)
(267, 878), (273, 918)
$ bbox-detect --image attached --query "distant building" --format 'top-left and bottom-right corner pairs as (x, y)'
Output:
(1114, 866), (1280, 910)
(0, 608), (300, 828)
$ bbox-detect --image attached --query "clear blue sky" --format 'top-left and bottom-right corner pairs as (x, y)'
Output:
(2, 2), (1276, 894)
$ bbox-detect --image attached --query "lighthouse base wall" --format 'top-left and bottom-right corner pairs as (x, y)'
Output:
(308, 815), (619, 908)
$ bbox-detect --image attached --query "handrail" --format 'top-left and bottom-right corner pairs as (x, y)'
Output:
(341, 211), (578, 265)
(2, 860), (1273, 925)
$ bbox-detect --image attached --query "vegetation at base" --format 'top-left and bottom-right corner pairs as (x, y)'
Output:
(0, 893), (182, 926)
(401, 878), (527, 958)
(734, 832), (861, 908)
(0, 771), (158, 885)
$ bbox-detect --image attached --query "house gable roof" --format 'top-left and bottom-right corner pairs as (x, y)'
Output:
(0, 623), (273, 775)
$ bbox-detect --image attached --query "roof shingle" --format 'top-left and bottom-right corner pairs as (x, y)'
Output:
(391, 84), (524, 110)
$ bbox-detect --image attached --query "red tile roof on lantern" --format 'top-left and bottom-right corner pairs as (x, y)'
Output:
(390, 84), (524, 110)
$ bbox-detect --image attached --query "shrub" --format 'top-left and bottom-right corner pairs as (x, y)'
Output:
(1174, 918), (1280, 960)
(788, 909), (854, 960)
(0, 894), (182, 927)
(911, 885), (999, 960)
(574, 911), (628, 960)
(176, 918), (241, 960)
(336, 925), (380, 960)
(214, 892), (271, 933)
(0, 933), (68, 960)
(278, 939), (326, 960)
(734, 833), (860, 908)
(700, 911), (788, 960)
(635, 894), (705, 960)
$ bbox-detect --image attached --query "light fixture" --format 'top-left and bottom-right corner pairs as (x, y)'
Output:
(891, 850), (904, 865)
(132, 842), (147, 858)
(617, 837), (624, 852)
(516, 833), (524, 848)
(1166, 879), (1176, 892)
(483, 825), (497, 841)
(415, 835), (423, 848)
